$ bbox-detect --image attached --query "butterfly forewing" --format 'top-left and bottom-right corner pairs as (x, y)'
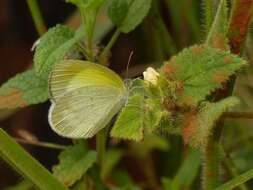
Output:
(50, 60), (125, 101)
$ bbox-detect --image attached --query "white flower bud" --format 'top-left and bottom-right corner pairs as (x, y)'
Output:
(143, 67), (159, 85)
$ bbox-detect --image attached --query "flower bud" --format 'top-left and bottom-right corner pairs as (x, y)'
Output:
(143, 67), (159, 85)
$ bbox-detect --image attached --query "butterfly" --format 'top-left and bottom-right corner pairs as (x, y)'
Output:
(48, 59), (128, 139)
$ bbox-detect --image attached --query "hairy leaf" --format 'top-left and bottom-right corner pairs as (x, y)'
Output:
(41, 26), (85, 78)
(53, 142), (97, 187)
(0, 68), (48, 109)
(111, 94), (145, 141)
(203, 0), (216, 32)
(206, 0), (229, 50)
(108, 0), (152, 33)
(183, 97), (240, 148)
(161, 45), (246, 105)
(34, 24), (74, 78)
(111, 89), (166, 141)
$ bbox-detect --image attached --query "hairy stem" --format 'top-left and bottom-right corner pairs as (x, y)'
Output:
(26, 0), (46, 36)
(204, 0), (215, 32)
(228, 0), (253, 55)
(203, 126), (222, 190)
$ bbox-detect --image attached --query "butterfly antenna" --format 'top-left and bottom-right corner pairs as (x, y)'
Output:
(126, 51), (134, 79)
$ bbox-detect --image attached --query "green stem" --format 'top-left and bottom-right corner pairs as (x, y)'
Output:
(222, 111), (253, 119)
(26, 0), (46, 36)
(151, 0), (177, 58)
(203, 127), (222, 190)
(80, 11), (95, 61)
(214, 169), (253, 190)
(204, 0), (215, 32)
(141, 154), (160, 189)
(15, 138), (67, 150)
(99, 29), (121, 65)
(96, 128), (107, 169)
(221, 146), (248, 190)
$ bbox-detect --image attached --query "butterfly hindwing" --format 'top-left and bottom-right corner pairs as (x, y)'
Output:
(48, 60), (127, 138)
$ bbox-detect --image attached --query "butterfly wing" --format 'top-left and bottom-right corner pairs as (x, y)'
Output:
(50, 59), (125, 101)
(48, 59), (127, 138)
(49, 86), (126, 138)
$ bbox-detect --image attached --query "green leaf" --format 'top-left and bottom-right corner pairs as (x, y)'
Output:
(0, 129), (67, 190)
(40, 25), (85, 78)
(214, 168), (253, 190)
(34, 24), (85, 79)
(0, 68), (48, 109)
(206, 0), (229, 50)
(34, 24), (74, 78)
(161, 45), (247, 105)
(111, 94), (145, 141)
(145, 98), (167, 131)
(108, 0), (128, 26)
(111, 78), (168, 141)
(172, 148), (201, 189)
(183, 97), (240, 148)
(108, 0), (152, 33)
(111, 86), (167, 141)
(53, 142), (97, 187)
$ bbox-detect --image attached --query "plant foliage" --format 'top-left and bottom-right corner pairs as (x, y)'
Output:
(1, 0), (253, 189)
(53, 142), (97, 187)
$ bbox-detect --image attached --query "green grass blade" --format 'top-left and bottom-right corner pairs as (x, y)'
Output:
(4, 180), (33, 190)
(0, 129), (68, 190)
(215, 169), (253, 190)
(172, 148), (201, 189)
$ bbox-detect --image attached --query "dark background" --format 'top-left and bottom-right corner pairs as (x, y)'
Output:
(0, 1), (74, 188)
